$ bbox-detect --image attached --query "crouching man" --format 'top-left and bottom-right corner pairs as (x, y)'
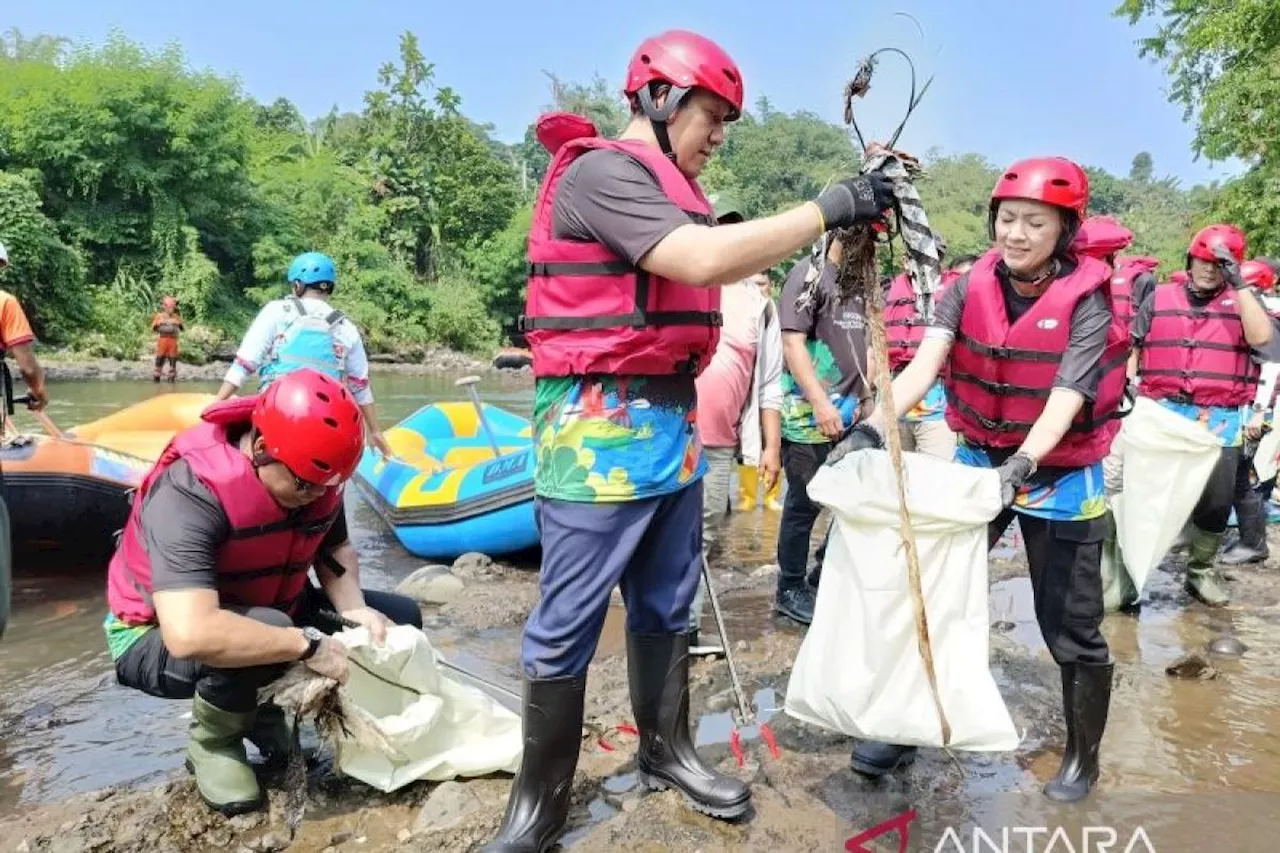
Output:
(103, 369), (422, 815)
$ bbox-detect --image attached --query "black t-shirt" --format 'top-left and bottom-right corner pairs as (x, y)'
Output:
(1130, 284), (1280, 364)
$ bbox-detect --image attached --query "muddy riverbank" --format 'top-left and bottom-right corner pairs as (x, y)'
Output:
(5, 514), (1280, 853)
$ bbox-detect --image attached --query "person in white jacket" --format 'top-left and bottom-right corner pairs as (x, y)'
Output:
(688, 193), (784, 656)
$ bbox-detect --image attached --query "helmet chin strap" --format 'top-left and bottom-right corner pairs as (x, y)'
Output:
(637, 85), (690, 163)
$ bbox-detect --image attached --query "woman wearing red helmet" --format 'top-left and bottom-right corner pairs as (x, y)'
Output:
(103, 369), (422, 816)
(1129, 225), (1277, 605)
(498, 27), (897, 853)
(833, 156), (1128, 803)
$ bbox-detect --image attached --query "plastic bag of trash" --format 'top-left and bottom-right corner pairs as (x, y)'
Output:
(1109, 396), (1222, 594)
(317, 625), (522, 793)
(784, 449), (1019, 751)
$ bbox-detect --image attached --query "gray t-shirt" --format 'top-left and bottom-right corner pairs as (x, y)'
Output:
(926, 262), (1112, 400)
(141, 457), (347, 593)
(777, 257), (870, 442)
(552, 149), (693, 263)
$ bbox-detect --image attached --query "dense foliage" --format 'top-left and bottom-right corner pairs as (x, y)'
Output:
(0, 21), (1255, 360)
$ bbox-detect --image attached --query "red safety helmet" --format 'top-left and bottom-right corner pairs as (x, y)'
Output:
(162, 296), (178, 310)
(1072, 216), (1133, 260)
(1242, 259), (1277, 293)
(625, 30), (744, 121)
(252, 369), (365, 487)
(991, 157), (1090, 220)
(1187, 224), (1247, 264)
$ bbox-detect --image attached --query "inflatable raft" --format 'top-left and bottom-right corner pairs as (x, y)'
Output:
(354, 401), (537, 560)
(2, 393), (213, 559)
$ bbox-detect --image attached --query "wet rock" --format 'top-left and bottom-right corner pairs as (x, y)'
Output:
(206, 828), (232, 848)
(395, 564), (465, 605)
(255, 831), (291, 852)
(413, 781), (493, 835)
(1166, 651), (1218, 680)
(452, 552), (495, 578)
(1207, 635), (1248, 657)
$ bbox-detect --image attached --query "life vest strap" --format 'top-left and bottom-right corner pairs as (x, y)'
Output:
(956, 333), (1064, 364)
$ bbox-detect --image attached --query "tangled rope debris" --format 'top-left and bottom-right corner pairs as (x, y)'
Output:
(258, 663), (400, 842)
(834, 49), (952, 747)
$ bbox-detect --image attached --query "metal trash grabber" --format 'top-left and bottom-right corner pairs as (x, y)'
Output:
(700, 552), (779, 765)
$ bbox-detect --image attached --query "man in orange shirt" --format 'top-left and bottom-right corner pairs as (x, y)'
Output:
(0, 242), (49, 415)
(151, 296), (184, 382)
(0, 239), (50, 640)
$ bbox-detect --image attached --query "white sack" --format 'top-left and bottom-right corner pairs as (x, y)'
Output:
(1111, 396), (1222, 593)
(1253, 425), (1280, 484)
(331, 625), (522, 793)
(784, 449), (1019, 751)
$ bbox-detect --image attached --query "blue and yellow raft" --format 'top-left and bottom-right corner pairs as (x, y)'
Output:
(354, 402), (537, 560)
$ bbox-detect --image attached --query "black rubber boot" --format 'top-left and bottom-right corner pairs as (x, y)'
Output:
(1221, 492), (1269, 565)
(482, 675), (587, 853)
(628, 632), (751, 820)
(850, 741), (919, 778)
(1043, 662), (1114, 803)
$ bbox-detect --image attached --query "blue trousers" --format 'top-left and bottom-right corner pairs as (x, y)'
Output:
(522, 482), (703, 679)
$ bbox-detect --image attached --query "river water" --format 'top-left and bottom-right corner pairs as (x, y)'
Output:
(2, 374), (1280, 852)
(0, 373), (536, 815)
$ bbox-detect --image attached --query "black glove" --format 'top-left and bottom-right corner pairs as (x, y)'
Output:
(825, 422), (884, 467)
(815, 172), (895, 232)
(996, 453), (1036, 508)
(1212, 243), (1245, 290)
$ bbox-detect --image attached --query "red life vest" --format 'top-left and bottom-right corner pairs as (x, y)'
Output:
(884, 270), (958, 371)
(1110, 256), (1159, 334)
(106, 397), (344, 625)
(944, 250), (1130, 467)
(519, 116), (720, 378)
(1137, 284), (1258, 407)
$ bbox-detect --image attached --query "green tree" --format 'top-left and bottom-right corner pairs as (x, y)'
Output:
(0, 171), (88, 340)
(1130, 151), (1154, 182)
(1118, 0), (1280, 253)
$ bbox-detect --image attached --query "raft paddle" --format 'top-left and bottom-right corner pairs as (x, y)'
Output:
(454, 375), (503, 459)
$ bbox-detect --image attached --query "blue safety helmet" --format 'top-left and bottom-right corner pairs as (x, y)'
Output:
(287, 252), (337, 291)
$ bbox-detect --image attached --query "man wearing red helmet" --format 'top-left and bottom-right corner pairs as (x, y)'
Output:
(836, 157), (1128, 803)
(493, 28), (894, 851)
(102, 369), (422, 816)
(1216, 258), (1280, 566)
(1130, 225), (1277, 605)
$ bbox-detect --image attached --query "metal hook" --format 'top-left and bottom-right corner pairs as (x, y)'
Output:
(842, 46), (936, 154)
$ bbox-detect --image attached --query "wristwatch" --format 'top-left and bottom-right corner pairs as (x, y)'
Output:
(299, 626), (324, 661)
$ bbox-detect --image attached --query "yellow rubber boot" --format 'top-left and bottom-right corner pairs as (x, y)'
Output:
(763, 476), (783, 512)
(736, 464), (758, 512)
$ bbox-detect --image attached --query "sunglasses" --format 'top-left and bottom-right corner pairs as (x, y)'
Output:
(287, 467), (326, 494)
